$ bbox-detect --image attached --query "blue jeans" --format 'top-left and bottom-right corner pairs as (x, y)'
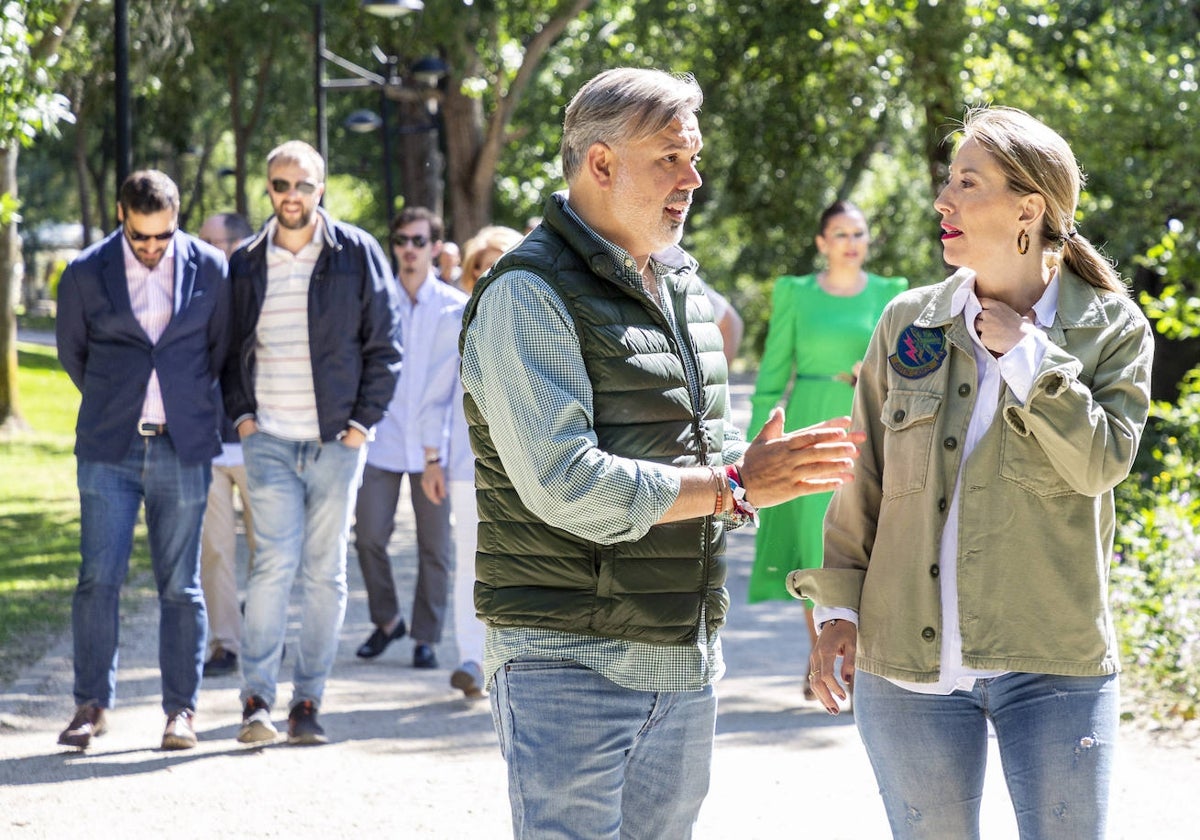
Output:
(239, 431), (365, 710)
(73, 436), (210, 714)
(854, 670), (1119, 840)
(490, 658), (717, 839)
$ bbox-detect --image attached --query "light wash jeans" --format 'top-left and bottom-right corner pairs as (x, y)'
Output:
(490, 658), (716, 840)
(854, 670), (1119, 840)
(74, 436), (210, 714)
(239, 431), (365, 710)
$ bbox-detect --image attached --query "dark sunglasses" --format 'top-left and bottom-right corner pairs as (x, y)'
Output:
(124, 223), (175, 242)
(269, 178), (319, 196)
(391, 234), (429, 248)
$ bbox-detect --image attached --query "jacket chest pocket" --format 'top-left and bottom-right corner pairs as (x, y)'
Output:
(880, 390), (942, 499)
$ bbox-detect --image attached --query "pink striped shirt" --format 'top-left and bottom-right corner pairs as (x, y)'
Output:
(122, 235), (176, 424)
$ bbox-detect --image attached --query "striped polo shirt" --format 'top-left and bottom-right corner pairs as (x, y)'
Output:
(254, 218), (325, 441)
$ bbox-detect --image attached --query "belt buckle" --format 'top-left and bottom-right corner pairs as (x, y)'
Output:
(138, 421), (163, 437)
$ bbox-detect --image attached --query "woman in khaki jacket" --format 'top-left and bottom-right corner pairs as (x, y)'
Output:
(790, 106), (1154, 839)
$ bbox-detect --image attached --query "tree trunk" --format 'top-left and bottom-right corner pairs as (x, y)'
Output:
(442, 76), (489, 242)
(74, 103), (95, 247)
(396, 97), (444, 220)
(0, 142), (28, 434)
(440, 0), (595, 245)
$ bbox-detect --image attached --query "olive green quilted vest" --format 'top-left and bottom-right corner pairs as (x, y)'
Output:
(460, 194), (731, 644)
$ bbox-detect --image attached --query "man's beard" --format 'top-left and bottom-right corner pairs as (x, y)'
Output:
(613, 170), (689, 253)
(276, 203), (315, 230)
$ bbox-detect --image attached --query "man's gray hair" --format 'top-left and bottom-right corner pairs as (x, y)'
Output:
(560, 68), (703, 182)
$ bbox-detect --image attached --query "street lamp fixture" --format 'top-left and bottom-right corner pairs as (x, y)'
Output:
(314, 0), (444, 244)
(362, 0), (424, 17)
(344, 109), (384, 133)
(409, 55), (448, 88)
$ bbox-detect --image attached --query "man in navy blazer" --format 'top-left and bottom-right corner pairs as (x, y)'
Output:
(55, 170), (230, 751)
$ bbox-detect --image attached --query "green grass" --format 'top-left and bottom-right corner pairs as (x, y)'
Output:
(0, 345), (79, 681)
(0, 343), (151, 684)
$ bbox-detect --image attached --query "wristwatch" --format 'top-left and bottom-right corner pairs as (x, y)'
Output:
(425, 454), (442, 465)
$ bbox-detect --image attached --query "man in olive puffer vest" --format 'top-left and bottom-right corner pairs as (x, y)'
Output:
(461, 67), (864, 839)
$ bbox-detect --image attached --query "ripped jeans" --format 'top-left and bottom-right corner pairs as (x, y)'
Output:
(854, 670), (1118, 840)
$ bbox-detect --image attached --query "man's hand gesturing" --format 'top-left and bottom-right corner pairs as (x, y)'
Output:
(737, 408), (863, 509)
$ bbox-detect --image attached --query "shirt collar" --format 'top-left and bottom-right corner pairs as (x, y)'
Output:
(949, 268), (1060, 329)
(405, 270), (440, 303)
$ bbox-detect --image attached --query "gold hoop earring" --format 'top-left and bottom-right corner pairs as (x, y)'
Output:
(1017, 229), (1030, 255)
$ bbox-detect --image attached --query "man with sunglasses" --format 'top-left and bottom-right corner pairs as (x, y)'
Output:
(221, 140), (402, 746)
(353, 207), (466, 672)
(55, 169), (231, 751)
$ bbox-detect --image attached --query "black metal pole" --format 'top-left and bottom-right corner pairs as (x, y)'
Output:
(379, 58), (398, 273)
(379, 58), (396, 227)
(114, 0), (131, 190)
(314, 1), (328, 167)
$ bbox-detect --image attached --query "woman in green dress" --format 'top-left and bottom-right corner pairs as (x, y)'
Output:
(748, 201), (906, 677)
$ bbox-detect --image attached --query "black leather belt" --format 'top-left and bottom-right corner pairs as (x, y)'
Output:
(138, 421), (168, 437)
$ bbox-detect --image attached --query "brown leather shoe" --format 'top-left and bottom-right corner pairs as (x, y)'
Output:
(162, 708), (198, 750)
(58, 702), (107, 749)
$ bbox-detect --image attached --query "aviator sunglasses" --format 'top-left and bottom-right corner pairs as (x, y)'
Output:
(124, 223), (175, 242)
(269, 178), (319, 196)
(391, 234), (429, 248)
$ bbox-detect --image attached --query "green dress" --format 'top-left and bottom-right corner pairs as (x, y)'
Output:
(747, 272), (907, 602)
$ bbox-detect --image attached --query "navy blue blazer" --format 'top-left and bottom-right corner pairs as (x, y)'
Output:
(56, 229), (231, 465)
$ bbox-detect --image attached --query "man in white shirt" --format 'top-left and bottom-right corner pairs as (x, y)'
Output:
(354, 207), (467, 670)
(196, 212), (256, 679)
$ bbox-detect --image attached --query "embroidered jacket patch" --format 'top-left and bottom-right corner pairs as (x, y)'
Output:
(888, 325), (948, 379)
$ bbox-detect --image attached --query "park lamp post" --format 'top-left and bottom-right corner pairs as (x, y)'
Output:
(313, 0), (426, 227)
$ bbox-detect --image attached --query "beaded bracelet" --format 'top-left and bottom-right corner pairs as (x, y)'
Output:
(708, 466), (726, 515)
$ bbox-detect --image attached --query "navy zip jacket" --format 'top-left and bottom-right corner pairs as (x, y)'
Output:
(221, 209), (402, 440)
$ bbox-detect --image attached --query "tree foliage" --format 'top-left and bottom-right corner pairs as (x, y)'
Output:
(1, 0), (81, 432)
(12, 0), (1200, 350)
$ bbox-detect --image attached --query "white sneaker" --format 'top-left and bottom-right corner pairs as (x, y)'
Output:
(450, 661), (486, 699)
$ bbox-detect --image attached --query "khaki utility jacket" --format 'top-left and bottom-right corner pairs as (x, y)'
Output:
(790, 267), (1154, 683)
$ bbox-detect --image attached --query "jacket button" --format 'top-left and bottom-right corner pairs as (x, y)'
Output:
(937, 497), (947, 512)
(930, 564), (940, 577)
(921, 627), (936, 641)
(958, 383), (971, 397)
(943, 437), (958, 450)
(892, 409), (906, 423)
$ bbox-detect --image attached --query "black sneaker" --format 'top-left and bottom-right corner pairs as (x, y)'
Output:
(237, 695), (277, 744)
(287, 700), (327, 746)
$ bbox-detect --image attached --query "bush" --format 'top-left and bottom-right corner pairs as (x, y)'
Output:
(1113, 379), (1200, 723)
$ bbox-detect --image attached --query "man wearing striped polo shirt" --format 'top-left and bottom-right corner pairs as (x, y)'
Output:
(222, 140), (402, 746)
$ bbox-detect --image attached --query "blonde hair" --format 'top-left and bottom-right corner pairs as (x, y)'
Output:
(959, 106), (1125, 295)
(266, 140), (326, 183)
(461, 225), (523, 290)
